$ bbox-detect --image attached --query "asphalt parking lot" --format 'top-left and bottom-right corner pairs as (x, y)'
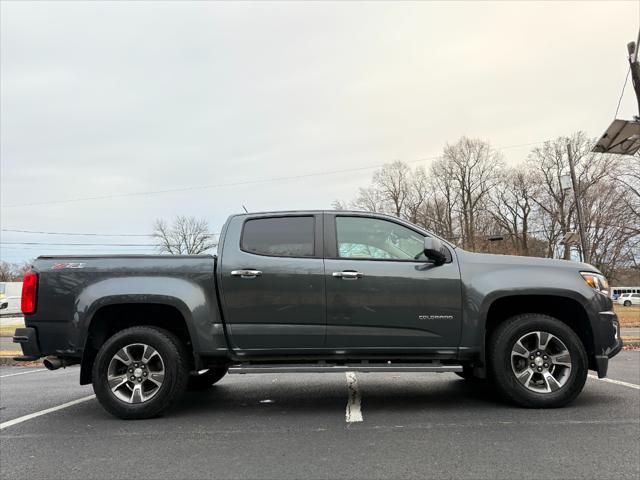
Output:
(1, 352), (639, 480)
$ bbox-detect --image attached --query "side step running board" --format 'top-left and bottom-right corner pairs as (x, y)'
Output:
(228, 364), (463, 374)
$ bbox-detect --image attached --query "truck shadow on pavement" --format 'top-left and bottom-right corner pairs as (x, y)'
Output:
(165, 374), (623, 422)
(167, 375), (598, 420)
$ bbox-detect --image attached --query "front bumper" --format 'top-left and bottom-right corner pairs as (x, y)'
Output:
(12, 327), (41, 361)
(592, 311), (623, 378)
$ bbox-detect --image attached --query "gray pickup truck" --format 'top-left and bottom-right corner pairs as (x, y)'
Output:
(14, 211), (622, 419)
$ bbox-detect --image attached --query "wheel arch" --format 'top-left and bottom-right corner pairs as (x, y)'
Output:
(478, 293), (597, 376)
(80, 301), (195, 385)
(482, 294), (595, 371)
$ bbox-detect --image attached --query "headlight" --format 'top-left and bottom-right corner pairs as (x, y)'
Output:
(580, 272), (609, 295)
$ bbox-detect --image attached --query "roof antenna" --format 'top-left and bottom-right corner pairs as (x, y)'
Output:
(242, 205), (249, 213)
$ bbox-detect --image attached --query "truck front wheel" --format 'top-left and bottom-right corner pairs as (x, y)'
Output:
(92, 326), (189, 419)
(489, 314), (587, 408)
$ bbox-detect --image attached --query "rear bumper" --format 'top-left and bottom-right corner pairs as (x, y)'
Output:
(12, 327), (42, 361)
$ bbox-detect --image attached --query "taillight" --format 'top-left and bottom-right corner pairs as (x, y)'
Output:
(21, 271), (38, 314)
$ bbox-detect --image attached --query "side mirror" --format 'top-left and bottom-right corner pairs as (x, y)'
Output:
(423, 237), (447, 265)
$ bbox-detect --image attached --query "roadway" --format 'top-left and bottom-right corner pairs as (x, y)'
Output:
(0, 351), (638, 479)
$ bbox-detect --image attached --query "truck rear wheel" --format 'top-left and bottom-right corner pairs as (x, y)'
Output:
(187, 367), (228, 390)
(488, 314), (587, 408)
(92, 326), (189, 419)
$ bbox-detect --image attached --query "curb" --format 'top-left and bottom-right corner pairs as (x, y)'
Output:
(0, 357), (43, 366)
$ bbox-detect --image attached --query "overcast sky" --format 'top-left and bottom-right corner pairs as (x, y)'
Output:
(1, 1), (638, 263)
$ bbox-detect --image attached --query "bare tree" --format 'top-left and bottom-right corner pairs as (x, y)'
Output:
(0, 262), (15, 282)
(348, 186), (389, 213)
(371, 161), (412, 217)
(527, 132), (622, 261)
(334, 161), (426, 217)
(489, 166), (537, 256)
(440, 137), (504, 249)
(581, 176), (636, 277)
(13, 261), (32, 280)
(330, 132), (637, 284)
(422, 158), (460, 242)
(0, 260), (32, 281)
(402, 166), (430, 224)
(614, 155), (640, 234)
(152, 216), (216, 255)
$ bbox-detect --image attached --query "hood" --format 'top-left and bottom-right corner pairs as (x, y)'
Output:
(456, 249), (600, 274)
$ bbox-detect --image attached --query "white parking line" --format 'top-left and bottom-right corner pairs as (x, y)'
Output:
(588, 375), (640, 390)
(345, 372), (363, 423)
(0, 368), (47, 378)
(0, 367), (78, 378)
(0, 395), (96, 430)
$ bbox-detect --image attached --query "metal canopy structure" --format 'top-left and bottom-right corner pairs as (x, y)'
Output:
(592, 119), (640, 155)
(592, 32), (640, 156)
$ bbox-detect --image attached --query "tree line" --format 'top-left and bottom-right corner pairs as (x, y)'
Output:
(2, 131), (637, 285)
(334, 131), (640, 284)
(0, 261), (31, 282)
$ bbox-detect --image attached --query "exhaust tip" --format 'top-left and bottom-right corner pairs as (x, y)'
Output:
(43, 356), (63, 370)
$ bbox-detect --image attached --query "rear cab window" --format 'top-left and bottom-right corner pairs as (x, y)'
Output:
(241, 216), (315, 257)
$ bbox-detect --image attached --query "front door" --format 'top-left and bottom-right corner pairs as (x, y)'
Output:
(324, 213), (462, 352)
(219, 213), (325, 351)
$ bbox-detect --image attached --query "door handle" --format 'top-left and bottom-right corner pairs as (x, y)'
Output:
(332, 271), (364, 280)
(231, 270), (263, 278)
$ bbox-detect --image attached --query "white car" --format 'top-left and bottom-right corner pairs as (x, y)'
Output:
(618, 293), (640, 306)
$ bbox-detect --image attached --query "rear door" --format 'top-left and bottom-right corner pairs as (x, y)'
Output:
(218, 213), (326, 351)
(323, 213), (462, 352)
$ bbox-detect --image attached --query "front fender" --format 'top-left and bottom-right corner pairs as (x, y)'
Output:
(458, 262), (606, 362)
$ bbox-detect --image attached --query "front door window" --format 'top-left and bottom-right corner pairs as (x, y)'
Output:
(336, 216), (426, 261)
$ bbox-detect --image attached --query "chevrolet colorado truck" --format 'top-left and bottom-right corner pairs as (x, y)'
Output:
(14, 211), (623, 419)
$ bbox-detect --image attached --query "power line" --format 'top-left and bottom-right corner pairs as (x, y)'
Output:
(1, 229), (151, 237)
(2, 141), (545, 209)
(615, 66), (631, 119)
(0, 246), (157, 251)
(1, 242), (158, 247)
(3, 162), (435, 209)
(1, 228), (220, 237)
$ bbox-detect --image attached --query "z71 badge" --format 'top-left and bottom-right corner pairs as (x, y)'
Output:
(51, 262), (87, 270)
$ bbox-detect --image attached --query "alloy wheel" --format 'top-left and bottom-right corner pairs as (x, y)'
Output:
(510, 331), (572, 393)
(107, 343), (165, 403)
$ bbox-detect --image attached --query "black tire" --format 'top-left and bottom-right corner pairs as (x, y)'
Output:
(187, 367), (228, 390)
(92, 326), (189, 419)
(623, 300), (631, 307)
(488, 313), (587, 408)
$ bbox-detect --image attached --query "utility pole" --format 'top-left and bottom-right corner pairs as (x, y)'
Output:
(627, 29), (640, 119)
(566, 143), (589, 264)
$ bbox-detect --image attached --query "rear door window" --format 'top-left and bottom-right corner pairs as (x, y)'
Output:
(242, 216), (315, 257)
